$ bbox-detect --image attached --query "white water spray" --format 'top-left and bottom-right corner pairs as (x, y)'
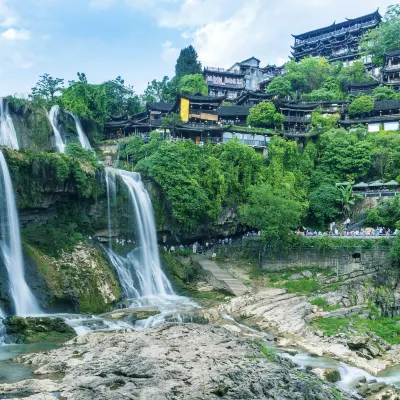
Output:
(105, 169), (174, 299)
(47, 105), (66, 153)
(0, 151), (41, 316)
(0, 99), (19, 150)
(66, 111), (92, 150)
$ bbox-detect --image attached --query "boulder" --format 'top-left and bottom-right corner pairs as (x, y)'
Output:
(312, 368), (341, 383)
(302, 270), (313, 278)
(101, 307), (160, 322)
(347, 336), (368, 350)
(4, 316), (76, 344)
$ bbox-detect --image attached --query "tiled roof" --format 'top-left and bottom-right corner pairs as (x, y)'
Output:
(217, 106), (252, 117)
(374, 99), (400, 111)
(147, 102), (174, 112)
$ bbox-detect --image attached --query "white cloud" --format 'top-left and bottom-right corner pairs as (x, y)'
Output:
(0, 28), (31, 40)
(0, 0), (19, 27)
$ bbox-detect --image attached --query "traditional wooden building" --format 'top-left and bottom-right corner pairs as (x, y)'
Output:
(291, 10), (382, 64)
(339, 99), (400, 132)
(382, 50), (400, 91)
(217, 105), (251, 126)
(347, 81), (379, 96)
(235, 91), (274, 107)
(204, 67), (245, 100)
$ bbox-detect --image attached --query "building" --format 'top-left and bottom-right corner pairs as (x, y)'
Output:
(291, 10), (382, 64)
(347, 81), (379, 96)
(235, 91), (274, 107)
(204, 67), (245, 100)
(217, 105), (252, 126)
(382, 50), (400, 91)
(339, 99), (400, 132)
(205, 58), (284, 100)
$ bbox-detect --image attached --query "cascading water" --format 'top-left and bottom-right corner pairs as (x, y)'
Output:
(47, 105), (66, 153)
(0, 99), (19, 150)
(105, 169), (174, 299)
(105, 168), (117, 248)
(66, 111), (92, 150)
(0, 151), (41, 316)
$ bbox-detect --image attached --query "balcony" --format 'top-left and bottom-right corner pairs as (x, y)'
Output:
(284, 116), (312, 123)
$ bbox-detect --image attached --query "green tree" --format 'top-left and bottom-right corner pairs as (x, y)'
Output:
(161, 112), (181, 133)
(142, 76), (178, 104)
(372, 86), (400, 101)
(318, 130), (373, 180)
(104, 76), (142, 116)
(348, 96), (374, 116)
(175, 45), (202, 79)
(31, 74), (64, 102)
(360, 5), (400, 66)
(266, 76), (292, 96)
(311, 111), (338, 131)
(178, 74), (208, 96)
(240, 183), (303, 248)
(335, 61), (369, 90)
(246, 102), (284, 128)
(309, 184), (340, 228)
(336, 184), (361, 218)
(60, 74), (109, 124)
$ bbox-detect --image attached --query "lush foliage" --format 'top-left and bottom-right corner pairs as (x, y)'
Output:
(240, 183), (303, 248)
(246, 102), (284, 128)
(360, 5), (400, 66)
(266, 57), (369, 101)
(60, 74), (109, 124)
(120, 135), (266, 233)
(178, 74), (208, 96)
(175, 45), (202, 79)
(31, 74), (64, 102)
(348, 96), (374, 116)
(372, 86), (400, 101)
(142, 76), (178, 104)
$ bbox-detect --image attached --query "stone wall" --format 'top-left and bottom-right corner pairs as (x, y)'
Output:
(214, 244), (390, 275)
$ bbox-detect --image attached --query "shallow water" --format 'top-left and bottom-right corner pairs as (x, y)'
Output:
(0, 343), (61, 384)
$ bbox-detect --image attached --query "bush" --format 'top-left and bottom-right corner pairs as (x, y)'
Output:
(348, 96), (374, 116)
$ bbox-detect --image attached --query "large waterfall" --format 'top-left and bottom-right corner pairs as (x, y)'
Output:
(0, 151), (41, 316)
(66, 112), (92, 150)
(0, 99), (19, 150)
(47, 105), (66, 153)
(105, 169), (174, 300)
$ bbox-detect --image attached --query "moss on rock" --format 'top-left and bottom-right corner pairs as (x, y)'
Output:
(4, 316), (76, 344)
(24, 242), (122, 314)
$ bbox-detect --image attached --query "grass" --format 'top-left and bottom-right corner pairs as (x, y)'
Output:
(312, 316), (400, 344)
(247, 340), (276, 361)
(275, 278), (322, 296)
(310, 297), (340, 311)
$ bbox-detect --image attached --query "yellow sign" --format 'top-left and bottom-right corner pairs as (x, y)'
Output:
(180, 98), (189, 122)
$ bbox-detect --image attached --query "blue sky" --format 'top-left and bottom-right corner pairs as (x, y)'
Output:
(0, 0), (396, 97)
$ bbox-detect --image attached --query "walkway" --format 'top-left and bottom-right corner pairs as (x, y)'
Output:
(192, 255), (249, 297)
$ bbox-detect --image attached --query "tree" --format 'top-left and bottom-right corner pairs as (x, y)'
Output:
(336, 184), (362, 218)
(31, 74), (64, 102)
(311, 111), (338, 131)
(240, 183), (303, 248)
(142, 76), (177, 104)
(178, 74), (208, 96)
(266, 76), (292, 96)
(60, 74), (109, 124)
(348, 96), (374, 116)
(161, 112), (181, 133)
(246, 102), (284, 128)
(175, 46), (202, 79)
(309, 184), (341, 228)
(335, 61), (369, 90)
(360, 5), (400, 66)
(373, 86), (400, 101)
(104, 76), (142, 116)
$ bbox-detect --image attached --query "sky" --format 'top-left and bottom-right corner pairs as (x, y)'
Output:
(0, 0), (396, 97)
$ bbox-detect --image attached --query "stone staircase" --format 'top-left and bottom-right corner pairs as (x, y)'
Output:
(192, 255), (249, 297)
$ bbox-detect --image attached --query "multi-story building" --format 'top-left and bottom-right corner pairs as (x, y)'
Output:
(382, 50), (400, 91)
(204, 57), (283, 100)
(291, 10), (382, 64)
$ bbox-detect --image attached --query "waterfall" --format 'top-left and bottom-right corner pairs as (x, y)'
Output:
(66, 111), (92, 150)
(0, 151), (41, 316)
(105, 169), (174, 300)
(47, 105), (66, 153)
(0, 99), (19, 150)
(105, 168), (117, 248)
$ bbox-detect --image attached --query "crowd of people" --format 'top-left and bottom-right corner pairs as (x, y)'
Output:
(296, 227), (398, 237)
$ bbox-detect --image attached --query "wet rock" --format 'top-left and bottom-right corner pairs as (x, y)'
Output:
(101, 307), (160, 322)
(348, 336), (368, 350)
(312, 368), (341, 383)
(4, 317), (76, 344)
(0, 324), (353, 400)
